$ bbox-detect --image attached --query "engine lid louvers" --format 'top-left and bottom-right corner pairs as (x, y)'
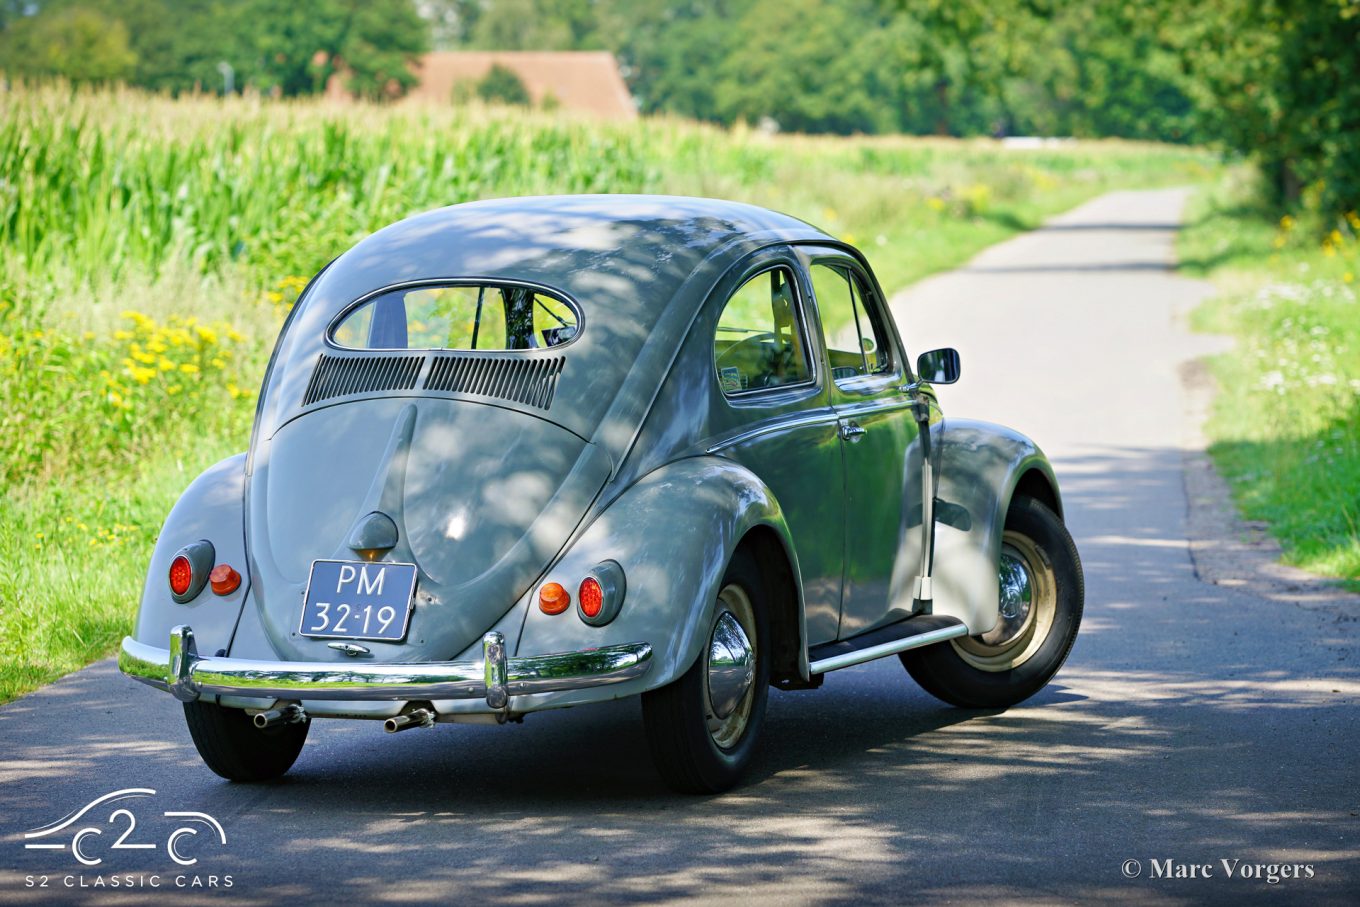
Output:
(301, 352), (566, 411)
(424, 353), (565, 410)
(302, 353), (425, 407)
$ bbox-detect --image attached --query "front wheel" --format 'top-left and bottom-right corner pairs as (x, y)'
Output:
(183, 700), (309, 782)
(902, 495), (1083, 708)
(642, 552), (770, 793)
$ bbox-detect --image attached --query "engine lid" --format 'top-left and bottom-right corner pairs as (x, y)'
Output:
(244, 397), (609, 663)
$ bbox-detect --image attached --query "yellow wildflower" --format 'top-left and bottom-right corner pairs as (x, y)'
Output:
(158, 357), (175, 372)
(179, 363), (200, 374)
(167, 384), (182, 395)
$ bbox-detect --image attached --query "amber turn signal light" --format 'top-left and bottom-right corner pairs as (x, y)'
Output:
(210, 564), (241, 596)
(538, 582), (570, 614)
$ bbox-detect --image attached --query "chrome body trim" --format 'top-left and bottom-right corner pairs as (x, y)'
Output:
(120, 625), (652, 710)
(808, 624), (969, 674)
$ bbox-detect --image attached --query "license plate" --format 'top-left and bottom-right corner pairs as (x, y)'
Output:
(299, 560), (417, 642)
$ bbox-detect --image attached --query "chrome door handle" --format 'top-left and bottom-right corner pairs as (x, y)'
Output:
(839, 421), (867, 442)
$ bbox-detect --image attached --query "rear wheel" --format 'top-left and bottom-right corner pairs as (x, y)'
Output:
(183, 700), (309, 782)
(902, 495), (1083, 708)
(642, 552), (769, 793)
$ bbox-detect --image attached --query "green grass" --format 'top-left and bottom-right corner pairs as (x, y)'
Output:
(0, 83), (1215, 704)
(1180, 167), (1360, 589)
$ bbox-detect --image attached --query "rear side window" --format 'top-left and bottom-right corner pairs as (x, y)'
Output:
(713, 266), (813, 396)
(331, 283), (579, 351)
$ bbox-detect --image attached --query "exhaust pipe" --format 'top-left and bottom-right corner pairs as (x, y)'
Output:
(253, 704), (306, 729)
(384, 708), (436, 734)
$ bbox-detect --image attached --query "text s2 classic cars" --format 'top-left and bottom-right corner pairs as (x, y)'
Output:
(121, 196), (1083, 792)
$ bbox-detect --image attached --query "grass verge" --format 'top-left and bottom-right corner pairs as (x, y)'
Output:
(1180, 167), (1360, 589)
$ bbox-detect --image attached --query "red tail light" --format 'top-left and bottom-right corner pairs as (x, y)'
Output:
(577, 561), (625, 626)
(169, 555), (193, 596)
(579, 577), (604, 618)
(168, 539), (216, 603)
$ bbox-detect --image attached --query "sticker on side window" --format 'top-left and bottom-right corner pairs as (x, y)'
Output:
(719, 367), (743, 394)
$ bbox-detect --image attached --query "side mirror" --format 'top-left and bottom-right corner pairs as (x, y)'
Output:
(916, 347), (961, 385)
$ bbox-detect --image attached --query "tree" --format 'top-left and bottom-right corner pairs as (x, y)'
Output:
(1165, 0), (1360, 213)
(225, 0), (428, 98)
(0, 5), (138, 83)
(475, 63), (531, 105)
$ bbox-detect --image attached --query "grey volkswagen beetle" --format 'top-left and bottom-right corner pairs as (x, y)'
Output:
(121, 195), (1083, 792)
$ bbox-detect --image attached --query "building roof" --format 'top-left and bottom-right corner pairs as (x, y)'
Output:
(407, 51), (636, 119)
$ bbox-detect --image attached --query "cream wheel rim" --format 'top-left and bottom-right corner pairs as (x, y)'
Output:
(952, 530), (1057, 672)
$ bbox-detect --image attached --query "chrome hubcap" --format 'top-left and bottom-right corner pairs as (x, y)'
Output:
(707, 612), (754, 719)
(704, 584), (757, 749)
(982, 547), (1034, 647)
(952, 531), (1056, 672)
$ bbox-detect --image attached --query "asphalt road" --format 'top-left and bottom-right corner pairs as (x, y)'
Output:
(3, 189), (1357, 905)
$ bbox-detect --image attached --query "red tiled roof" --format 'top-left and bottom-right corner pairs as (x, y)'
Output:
(406, 51), (636, 119)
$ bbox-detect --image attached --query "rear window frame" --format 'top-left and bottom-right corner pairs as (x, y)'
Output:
(324, 277), (585, 354)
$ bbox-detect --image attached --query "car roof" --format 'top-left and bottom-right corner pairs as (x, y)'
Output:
(263, 196), (837, 462)
(315, 194), (833, 310)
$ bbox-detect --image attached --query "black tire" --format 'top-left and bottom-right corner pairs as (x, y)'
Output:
(183, 700), (309, 782)
(642, 551), (770, 793)
(902, 495), (1083, 709)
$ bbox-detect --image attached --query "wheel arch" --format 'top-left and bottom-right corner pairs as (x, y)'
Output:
(931, 420), (1064, 637)
(133, 453), (251, 658)
(513, 455), (811, 704)
(732, 523), (805, 686)
(1011, 463), (1063, 520)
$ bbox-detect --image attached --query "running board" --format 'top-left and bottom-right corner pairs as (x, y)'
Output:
(808, 615), (968, 675)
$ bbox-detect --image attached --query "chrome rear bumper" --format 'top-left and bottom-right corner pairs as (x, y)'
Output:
(119, 625), (652, 710)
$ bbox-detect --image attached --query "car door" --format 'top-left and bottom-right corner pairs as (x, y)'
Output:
(707, 256), (846, 646)
(798, 248), (925, 640)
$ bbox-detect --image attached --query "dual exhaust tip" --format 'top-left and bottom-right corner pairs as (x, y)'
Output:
(384, 707), (436, 734)
(252, 704), (437, 733)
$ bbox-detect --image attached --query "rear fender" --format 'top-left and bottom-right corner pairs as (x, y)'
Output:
(510, 456), (806, 710)
(932, 420), (1062, 635)
(132, 454), (250, 657)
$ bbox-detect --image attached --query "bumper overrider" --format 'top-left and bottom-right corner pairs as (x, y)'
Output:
(119, 625), (653, 710)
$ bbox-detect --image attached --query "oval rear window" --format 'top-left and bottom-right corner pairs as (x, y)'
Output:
(331, 283), (579, 351)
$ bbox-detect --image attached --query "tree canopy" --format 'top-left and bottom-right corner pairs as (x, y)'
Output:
(0, 0), (1356, 214)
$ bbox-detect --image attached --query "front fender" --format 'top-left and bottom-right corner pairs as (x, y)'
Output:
(510, 455), (802, 710)
(132, 454), (250, 658)
(932, 420), (1061, 635)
